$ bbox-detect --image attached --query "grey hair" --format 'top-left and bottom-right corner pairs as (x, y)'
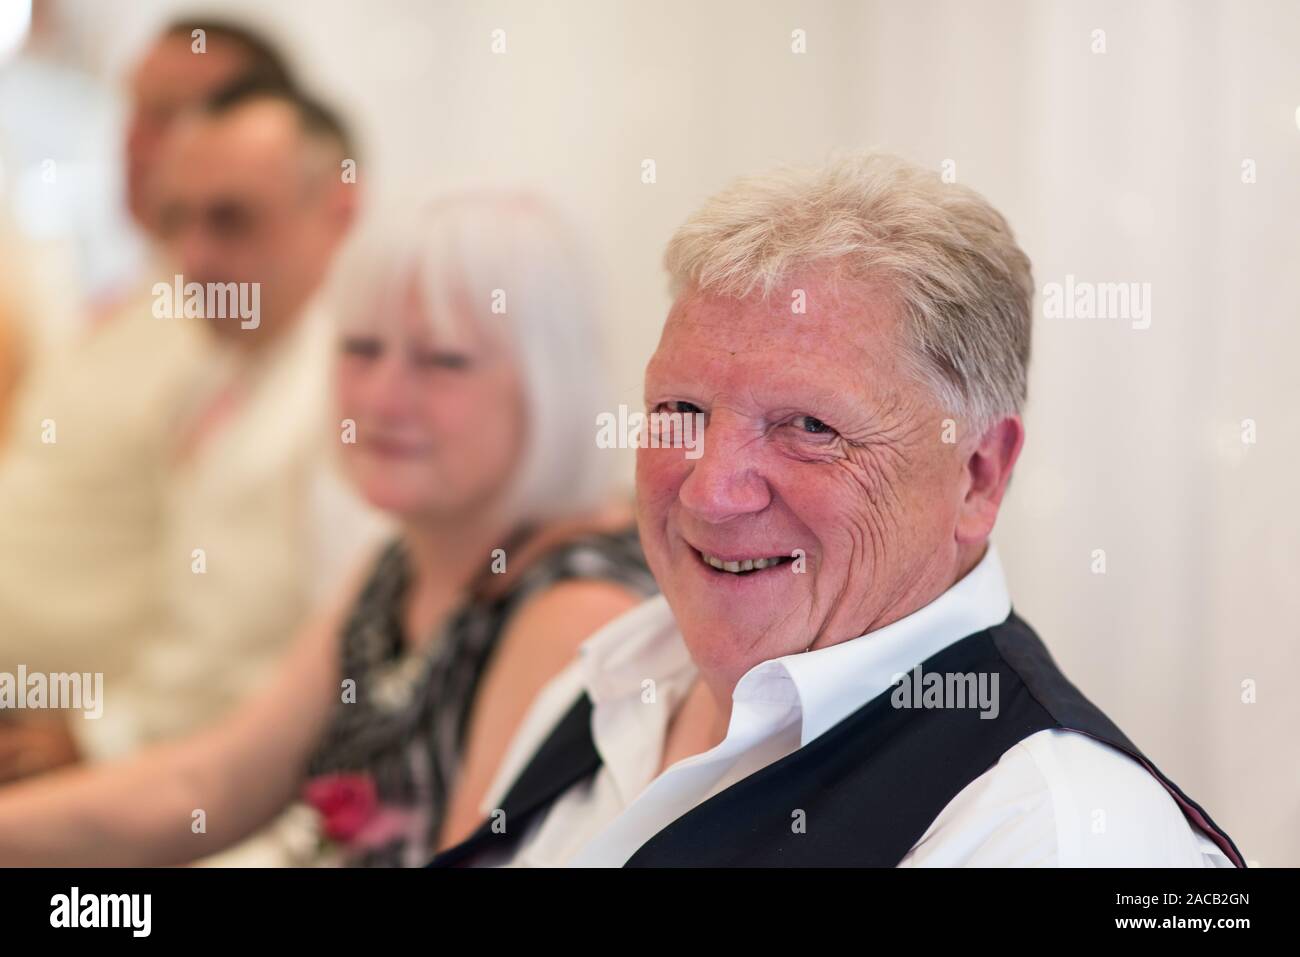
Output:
(330, 189), (614, 526)
(663, 150), (1034, 432)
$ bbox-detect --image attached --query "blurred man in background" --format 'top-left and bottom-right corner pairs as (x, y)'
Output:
(123, 19), (292, 239)
(104, 78), (380, 757)
(0, 14), (296, 355)
(0, 29), (382, 783)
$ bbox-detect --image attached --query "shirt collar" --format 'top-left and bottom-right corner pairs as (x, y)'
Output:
(767, 541), (1011, 746)
(575, 594), (696, 802)
(577, 593), (695, 708)
(576, 541), (1011, 749)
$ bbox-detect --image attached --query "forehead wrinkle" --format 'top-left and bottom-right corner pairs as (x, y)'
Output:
(666, 278), (898, 361)
(652, 333), (881, 428)
(652, 283), (924, 441)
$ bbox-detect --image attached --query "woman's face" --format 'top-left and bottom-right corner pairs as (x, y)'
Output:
(335, 273), (527, 520)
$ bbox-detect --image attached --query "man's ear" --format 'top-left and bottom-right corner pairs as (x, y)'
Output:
(329, 176), (360, 234)
(955, 414), (1024, 545)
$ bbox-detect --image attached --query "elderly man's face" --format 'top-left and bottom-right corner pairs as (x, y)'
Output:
(637, 271), (975, 690)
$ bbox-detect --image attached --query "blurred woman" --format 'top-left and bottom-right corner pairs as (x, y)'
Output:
(0, 191), (657, 866)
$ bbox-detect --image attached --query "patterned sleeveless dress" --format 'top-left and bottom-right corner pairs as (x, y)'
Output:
(300, 523), (657, 866)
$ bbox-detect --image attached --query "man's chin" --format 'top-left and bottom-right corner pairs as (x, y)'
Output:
(670, 574), (804, 644)
(676, 617), (799, 682)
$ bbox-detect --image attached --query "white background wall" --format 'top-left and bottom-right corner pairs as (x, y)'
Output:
(21, 0), (1300, 865)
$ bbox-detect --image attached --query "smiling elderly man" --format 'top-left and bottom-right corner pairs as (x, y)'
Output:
(429, 152), (1244, 868)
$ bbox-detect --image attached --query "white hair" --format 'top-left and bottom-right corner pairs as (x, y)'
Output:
(330, 189), (614, 526)
(663, 150), (1034, 432)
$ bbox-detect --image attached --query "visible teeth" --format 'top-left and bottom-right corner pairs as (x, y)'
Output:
(701, 552), (786, 574)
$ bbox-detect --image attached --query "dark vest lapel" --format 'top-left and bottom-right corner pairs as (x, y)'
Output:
(429, 610), (1245, 868)
(988, 615), (1246, 868)
(627, 612), (1243, 867)
(625, 624), (1044, 866)
(427, 692), (600, 867)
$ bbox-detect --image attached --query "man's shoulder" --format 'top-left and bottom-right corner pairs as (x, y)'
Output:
(903, 728), (1233, 867)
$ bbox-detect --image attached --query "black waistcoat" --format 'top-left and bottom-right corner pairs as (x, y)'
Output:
(428, 610), (1244, 867)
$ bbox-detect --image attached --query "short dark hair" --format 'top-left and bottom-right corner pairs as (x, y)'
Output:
(163, 17), (296, 90)
(201, 76), (356, 162)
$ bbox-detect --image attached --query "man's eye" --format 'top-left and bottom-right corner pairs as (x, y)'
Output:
(341, 337), (382, 359)
(155, 206), (185, 238)
(792, 415), (835, 435)
(656, 400), (703, 415)
(208, 204), (253, 238)
(413, 351), (471, 370)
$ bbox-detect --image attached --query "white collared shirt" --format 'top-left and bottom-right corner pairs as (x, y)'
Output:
(478, 543), (1234, 867)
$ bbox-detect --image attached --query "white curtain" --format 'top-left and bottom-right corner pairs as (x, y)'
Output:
(50, 0), (1300, 865)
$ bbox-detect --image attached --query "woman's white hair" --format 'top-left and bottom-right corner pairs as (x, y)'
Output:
(663, 150), (1034, 432)
(330, 189), (614, 526)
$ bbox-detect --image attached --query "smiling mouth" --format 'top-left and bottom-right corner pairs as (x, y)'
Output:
(693, 547), (794, 576)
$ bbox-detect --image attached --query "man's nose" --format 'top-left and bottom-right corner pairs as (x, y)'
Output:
(676, 410), (771, 522)
(172, 227), (218, 282)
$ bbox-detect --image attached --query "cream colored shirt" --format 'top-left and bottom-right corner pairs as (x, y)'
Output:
(113, 304), (387, 753)
(0, 295), (386, 760)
